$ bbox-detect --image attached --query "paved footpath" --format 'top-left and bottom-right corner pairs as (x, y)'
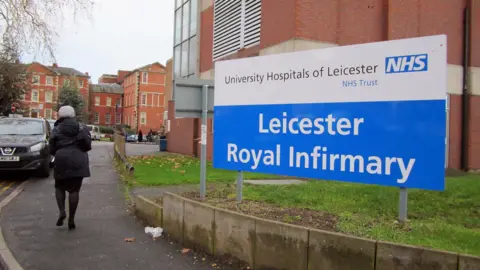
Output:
(0, 143), (215, 270)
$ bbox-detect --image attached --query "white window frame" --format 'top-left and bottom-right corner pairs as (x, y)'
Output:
(116, 98), (121, 107)
(142, 72), (148, 84)
(141, 93), (147, 105)
(140, 112), (147, 125)
(94, 113), (99, 124)
(31, 90), (39, 102)
(45, 109), (52, 119)
(106, 97), (112, 107)
(45, 91), (53, 103)
(32, 75), (40, 84)
(95, 96), (100, 106)
(20, 94), (25, 101)
(105, 113), (111, 124)
(46, 76), (54, 85)
(115, 113), (121, 124)
(78, 79), (84, 88)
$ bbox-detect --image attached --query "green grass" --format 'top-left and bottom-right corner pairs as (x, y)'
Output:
(130, 154), (480, 256)
(130, 154), (281, 186)
(242, 175), (480, 256)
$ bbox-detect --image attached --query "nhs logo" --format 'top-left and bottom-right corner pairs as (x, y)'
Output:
(385, 54), (428, 74)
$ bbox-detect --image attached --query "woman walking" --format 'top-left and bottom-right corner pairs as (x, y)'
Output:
(49, 105), (92, 230)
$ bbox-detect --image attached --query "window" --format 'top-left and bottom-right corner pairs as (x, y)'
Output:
(45, 109), (52, 119)
(116, 113), (121, 124)
(78, 79), (84, 88)
(176, 0), (182, 8)
(213, 0), (262, 60)
(63, 80), (71, 87)
(46, 76), (54, 85)
(45, 91), (53, 103)
(105, 113), (111, 124)
(182, 1), (190, 41)
(20, 94), (25, 101)
(174, 0), (197, 78)
(106, 97), (112, 107)
(95, 96), (100, 106)
(32, 75), (40, 84)
(94, 113), (99, 124)
(116, 98), (121, 107)
(181, 41), (189, 77)
(189, 36), (197, 75)
(190, 0), (197, 36)
(140, 112), (147, 125)
(141, 94), (147, 105)
(175, 8), (182, 45)
(142, 72), (148, 84)
(31, 90), (39, 102)
(174, 46), (181, 77)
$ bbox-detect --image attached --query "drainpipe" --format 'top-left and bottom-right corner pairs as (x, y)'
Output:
(461, 7), (471, 171)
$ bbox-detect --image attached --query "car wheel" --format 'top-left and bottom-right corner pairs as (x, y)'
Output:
(37, 157), (51, 178)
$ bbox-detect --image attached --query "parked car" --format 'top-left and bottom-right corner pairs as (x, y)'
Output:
(126, 134), (138, 142)
(86, 125), (102, 140)
(0, 117), (52, 177)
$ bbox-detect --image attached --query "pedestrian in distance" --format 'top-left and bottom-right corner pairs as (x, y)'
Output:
(138, 129), (143, 142)
(49, 105), (92, 230)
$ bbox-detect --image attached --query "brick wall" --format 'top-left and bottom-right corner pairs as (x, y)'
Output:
(169, 0), (480, 170)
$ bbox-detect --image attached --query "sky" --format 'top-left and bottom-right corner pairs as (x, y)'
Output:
(22, 0), (174, 83)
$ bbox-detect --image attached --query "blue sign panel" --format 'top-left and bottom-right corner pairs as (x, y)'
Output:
(213, 35), (447, 191)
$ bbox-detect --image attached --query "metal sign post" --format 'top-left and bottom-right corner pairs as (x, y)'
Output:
(236, 171), (244, 202)
(174, 78), (214, 201)
(398, 188), (408, 223)
(199, 85), (209, 200)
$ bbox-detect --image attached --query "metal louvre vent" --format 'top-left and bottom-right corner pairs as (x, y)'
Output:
(213, 0), (261, 61)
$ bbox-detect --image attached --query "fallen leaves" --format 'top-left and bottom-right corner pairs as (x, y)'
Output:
(124, 237), (135, 243)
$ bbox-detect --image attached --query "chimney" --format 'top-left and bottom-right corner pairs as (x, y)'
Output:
(52, 63), (58, 68)
(15, 59), (20, 64)
(85, 72), (89, 76)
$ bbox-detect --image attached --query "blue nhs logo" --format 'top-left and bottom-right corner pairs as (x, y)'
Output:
(385, 54), (428, 74)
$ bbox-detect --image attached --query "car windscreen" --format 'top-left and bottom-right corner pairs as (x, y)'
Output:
(0, 119), (44, 135)
(87, 126), (93, 131)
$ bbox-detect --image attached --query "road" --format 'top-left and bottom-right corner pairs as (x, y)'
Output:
(0, 172), (29, 204)
(0, 142), (216, 270)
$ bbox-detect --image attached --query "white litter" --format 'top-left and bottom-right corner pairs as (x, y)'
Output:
(145, 227), (163, 238)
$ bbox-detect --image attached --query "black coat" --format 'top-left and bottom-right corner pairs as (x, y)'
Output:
(49, 117), (92, 180)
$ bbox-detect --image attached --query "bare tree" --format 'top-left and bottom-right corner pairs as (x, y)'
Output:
(0, 0), (94, 59)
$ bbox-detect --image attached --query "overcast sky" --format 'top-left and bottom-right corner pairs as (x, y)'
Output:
(22, 0), (174, 83)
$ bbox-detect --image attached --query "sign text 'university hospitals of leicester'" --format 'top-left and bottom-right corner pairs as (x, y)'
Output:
(213, 35), (447, 191)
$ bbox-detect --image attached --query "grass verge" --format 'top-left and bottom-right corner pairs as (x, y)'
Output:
(130, 154), (282, 186)
(129, 154), (480, 256)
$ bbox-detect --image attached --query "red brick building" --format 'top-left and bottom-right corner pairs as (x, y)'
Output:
(167, 0), (480, 171)
(89, 83), (123, 126)
(121, 62), (167, 132)
(19, 62), (90, 120)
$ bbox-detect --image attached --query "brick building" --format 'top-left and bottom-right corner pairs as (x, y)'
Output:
(121, 62), (167, 132)
(167, 0), (479, 170)
(89, 83), (123, 126)
(98, 74), (118, 84)
(19, 62), (90, 120)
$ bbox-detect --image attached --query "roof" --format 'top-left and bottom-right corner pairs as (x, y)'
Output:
(51, 67), (89, 77)
(100, 74), (117, 78)
(26, 62), (90, 77)
(90, 83), (124, 94)
(120, 62), (166, 82)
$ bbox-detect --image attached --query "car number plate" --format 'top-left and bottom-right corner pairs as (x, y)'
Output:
(0, 156), (19, 162)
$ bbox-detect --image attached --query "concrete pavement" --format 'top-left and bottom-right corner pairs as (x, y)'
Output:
(0, 142), (216, 270)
